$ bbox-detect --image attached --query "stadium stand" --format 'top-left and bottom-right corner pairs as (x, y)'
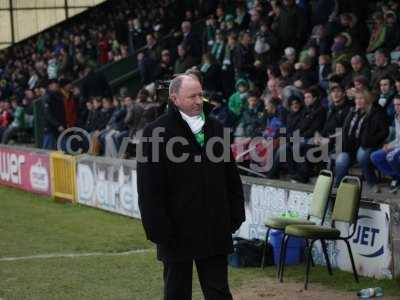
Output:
(1, 0), (400, 193)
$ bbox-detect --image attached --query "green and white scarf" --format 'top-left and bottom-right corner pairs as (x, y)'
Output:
(180, 111), (206, 146)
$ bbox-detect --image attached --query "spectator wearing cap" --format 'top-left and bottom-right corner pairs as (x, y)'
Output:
(371, 49), (398, 91)
(174, 44), (196, 74)
(275, 0), (306, 50)
(350, 55), (371, 82)
(228, 78), (249, 120)
(371, 94), (400, 193)
(334, 89), (389, 191)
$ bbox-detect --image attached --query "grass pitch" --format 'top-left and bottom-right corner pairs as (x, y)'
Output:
(0, 187), (399, 300)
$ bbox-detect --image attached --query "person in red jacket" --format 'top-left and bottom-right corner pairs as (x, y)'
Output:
(60, 79), (77, 128)
(0, 100), (13, 140)
(97, 32), (110, 65)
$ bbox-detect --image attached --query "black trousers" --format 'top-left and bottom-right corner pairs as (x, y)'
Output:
(163, 255), (233, 300)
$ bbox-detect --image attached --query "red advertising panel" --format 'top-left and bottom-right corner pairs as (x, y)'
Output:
(0, 146), (52, 196)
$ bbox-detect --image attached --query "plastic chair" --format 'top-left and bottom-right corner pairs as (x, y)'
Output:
(281, 175), (363, 289)
(261, 170), (334, 275)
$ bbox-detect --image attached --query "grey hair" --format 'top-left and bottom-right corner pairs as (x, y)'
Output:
(169, 75), (189, 96)
(351, 55), (364, 63)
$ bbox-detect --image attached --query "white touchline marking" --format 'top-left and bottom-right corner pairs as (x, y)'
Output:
(0, 248), (155, 262)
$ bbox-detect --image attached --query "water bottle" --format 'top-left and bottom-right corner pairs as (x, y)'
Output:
(357, 287), (383, 298)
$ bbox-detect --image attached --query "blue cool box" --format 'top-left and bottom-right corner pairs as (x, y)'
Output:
(270, 230), (305, 265)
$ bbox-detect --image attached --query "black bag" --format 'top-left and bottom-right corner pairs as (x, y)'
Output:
(228, 237), (273, 268)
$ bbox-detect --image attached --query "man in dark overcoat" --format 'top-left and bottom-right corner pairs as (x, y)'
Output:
(137, 74), (245, 300)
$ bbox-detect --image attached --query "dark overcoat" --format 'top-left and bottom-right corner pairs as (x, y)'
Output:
(137, 103), (245, 262)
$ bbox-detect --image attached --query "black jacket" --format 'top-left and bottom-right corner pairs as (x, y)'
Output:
(95, 107), (115, 131)
(42, 91), (66, 133)
(298, 101), (327, 139)
(321, 100), (352, 138)
(342, 106), (389, 153)
(286, 108), (304, 137)
(125, 102), (158, 137)
(232, 43), (254, 77)
(137, 104), (245, 262)
(201, 63), (221, 93)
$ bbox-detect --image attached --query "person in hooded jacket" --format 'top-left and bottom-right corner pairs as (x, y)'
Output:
(279, 95), (304, 177)
(228, 78), (249, 121)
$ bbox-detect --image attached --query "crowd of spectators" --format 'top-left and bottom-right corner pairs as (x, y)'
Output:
(0, 0), (199, 149)
(2, 0), (400, 192)
(134, 0), (400, 193)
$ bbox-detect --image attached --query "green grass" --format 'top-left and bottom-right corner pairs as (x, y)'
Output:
(0, 186), (399, 300)
(0, 187), (151, 257)
(0, 253), (267, 300)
